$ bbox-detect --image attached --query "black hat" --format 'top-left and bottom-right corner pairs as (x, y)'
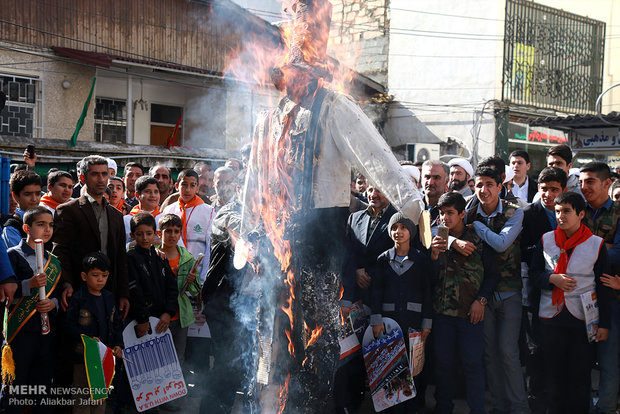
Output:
(388, 212), (417, 239)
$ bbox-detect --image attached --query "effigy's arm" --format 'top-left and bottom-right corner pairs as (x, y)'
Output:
(325, 92), (425, 224)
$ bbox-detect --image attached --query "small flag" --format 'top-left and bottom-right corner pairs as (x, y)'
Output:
(166, 114), (183, 149)
(81, 334), (115, 400)
(70, 77), (96, 147)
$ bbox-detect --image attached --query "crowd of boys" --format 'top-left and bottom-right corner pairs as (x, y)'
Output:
(1, 142), (620, 414)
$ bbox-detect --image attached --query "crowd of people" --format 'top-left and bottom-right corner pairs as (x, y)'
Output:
(341, 144), (620, 414)
(1, 142), (620, 414)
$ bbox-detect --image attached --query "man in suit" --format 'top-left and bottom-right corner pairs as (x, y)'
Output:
(341, 184), (397, 310)
(338, 184), (397, 413)
(520, 167), (567, 412)
(52, 155), (130, 317)
(510, 150), (538, 203)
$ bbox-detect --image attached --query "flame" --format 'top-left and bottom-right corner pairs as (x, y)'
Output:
(277, 373), (291, 414)
(306, 325), (323, 347)
(224, 0), (358, 98)
(338, 284), (344, 301)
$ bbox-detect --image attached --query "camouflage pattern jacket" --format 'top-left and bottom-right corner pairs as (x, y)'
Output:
(584, 198), (620, 275)
(467, 199), (522, 293)
(433, 227), (499, 318)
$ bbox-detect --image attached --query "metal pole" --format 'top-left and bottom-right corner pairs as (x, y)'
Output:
(127, 74), (134, 144)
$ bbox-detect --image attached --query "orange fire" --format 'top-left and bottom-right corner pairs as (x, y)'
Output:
(277, 373), (291, 414)
(306, 325), (323, 347)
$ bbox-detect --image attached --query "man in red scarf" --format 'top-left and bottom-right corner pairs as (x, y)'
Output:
(40, 170), (73, 215)
(531, 191), (612, 414)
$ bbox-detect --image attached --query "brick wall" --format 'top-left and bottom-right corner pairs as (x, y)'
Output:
(329, 0), (389, 86)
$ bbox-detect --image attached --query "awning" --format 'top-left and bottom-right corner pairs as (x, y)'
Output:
(527, 112), (620, 131)
(51, 46), (223, 77)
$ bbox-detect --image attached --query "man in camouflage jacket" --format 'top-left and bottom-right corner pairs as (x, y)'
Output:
(431, 192), (498, 414)
(580, 161), (620, 414)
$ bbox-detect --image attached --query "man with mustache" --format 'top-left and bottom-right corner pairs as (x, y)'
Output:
(422, 160), (449, 226)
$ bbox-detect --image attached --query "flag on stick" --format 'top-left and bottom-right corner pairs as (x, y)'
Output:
(166, 114), (183, 149)
(70, 77), (96, 147)
(81, 334), (115, 400)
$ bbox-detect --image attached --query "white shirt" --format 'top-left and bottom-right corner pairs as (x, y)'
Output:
(512, 176), (529, 201)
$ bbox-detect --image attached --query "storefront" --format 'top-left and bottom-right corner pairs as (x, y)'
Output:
(507, 122), (569, 176)
(528, 113), (620, 171)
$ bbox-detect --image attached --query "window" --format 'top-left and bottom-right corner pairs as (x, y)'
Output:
(502, 0), (605, 112)
(0, 74), (42, 138)
(94, 98), (127, 143)
(150, 104), (183, 147)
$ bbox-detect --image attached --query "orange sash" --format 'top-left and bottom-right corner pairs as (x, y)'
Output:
(178, 195), (204, 247)
(40, 193), (60, 210)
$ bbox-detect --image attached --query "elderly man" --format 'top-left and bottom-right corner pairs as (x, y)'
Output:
(211, 167), (236, 213)
(149, 164), (173, 205)
(448, 158), (474, 198)
(422, 160), (449, 225)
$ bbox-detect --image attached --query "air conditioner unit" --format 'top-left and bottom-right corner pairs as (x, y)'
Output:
(406, 143), (440, 163)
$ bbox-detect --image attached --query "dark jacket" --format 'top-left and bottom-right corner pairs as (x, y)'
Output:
(521, 200), (553, 267)
(370, 247), (433, 332)
(127, 245), (178, 324)
(526, 178), (538, 204)
(52, 195), (129, 300)
(65, 285), (123, 361)
(342, 204), (397, 305)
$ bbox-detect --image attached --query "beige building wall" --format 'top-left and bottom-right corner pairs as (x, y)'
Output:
(328, 0), (389, 86)
(0, 44), (95, 142)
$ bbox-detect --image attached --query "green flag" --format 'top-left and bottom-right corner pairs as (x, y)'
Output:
(70, 76), (96, 147)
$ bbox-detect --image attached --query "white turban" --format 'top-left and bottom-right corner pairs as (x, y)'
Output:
(448, 158), (474, 179)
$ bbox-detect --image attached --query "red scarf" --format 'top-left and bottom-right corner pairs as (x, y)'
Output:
(113, 198), (125, 212)
(551, 223), (593, 310)
(40, 193), (60, 210)
(129, 204), (161, 217)
(178, 195), (204, 247)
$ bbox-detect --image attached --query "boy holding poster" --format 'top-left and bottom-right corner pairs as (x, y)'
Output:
(369, 212), (432, 413)
(3, 206), (61, 412)
(530, 192), (612, 414)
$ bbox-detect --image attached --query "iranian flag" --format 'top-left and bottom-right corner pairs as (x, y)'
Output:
(81, 334), (116, 400)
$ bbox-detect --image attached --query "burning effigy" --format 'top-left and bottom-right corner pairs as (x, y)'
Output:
(228, 1), (425, 412)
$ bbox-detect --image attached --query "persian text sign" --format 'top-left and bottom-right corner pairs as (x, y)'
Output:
(572, 128), (620, 149)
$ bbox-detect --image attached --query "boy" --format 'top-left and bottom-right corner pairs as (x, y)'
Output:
(370, 212), (432, 413)
(127, 213), (178, 338)
(467, 166), (528, 414)
(2, 170), (42, 249)
(40, 170), (73, 215)
(530, 192), (612, 414)
(519, 166), (567, 409)
(3, 206), (61, 412)
(107, 176), (126, 214)
(157, 214), (199, 367)
(65, 252), (123, 414)
(123, 176), (162, 245)
(509, 150), (537, 203)
(162, 169), (215, 283)
(430, 192), (498, 414)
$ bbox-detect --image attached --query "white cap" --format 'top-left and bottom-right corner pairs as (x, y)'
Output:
(504, 165), (515, 183)
(107, 158), (117, 176)
(448, 158), (474, 179)
(402, 165), (420, 183)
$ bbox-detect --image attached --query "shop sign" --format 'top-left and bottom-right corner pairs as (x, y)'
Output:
(572, 128), (620, 149)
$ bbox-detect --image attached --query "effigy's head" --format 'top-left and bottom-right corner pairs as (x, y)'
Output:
(271, 0), (333, 100)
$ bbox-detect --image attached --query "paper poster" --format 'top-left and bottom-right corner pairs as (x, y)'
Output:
(408, 329), (425, 377)
(338, 302), (366, 363)
(362, 318), (416, 412)
(122, 317), (187, 412)
(581, 291), (599, 342)
(187, 298), (211, 338)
